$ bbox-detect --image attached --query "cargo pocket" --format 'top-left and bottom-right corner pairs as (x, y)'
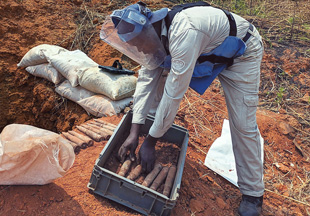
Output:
(243, 94), (259, 130)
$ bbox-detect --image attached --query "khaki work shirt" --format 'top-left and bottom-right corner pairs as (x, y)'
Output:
(132, 6), (254, 138)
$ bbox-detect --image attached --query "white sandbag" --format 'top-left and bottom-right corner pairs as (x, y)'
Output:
(79, 66), (137, 100)
(78, 95), (132, 117)
(17, 44), (68, 67)
(0, 124), (75, 185)
(55, 80), (95, 102)
(26, 63), (65, 85)
(49, 50), (98, 87)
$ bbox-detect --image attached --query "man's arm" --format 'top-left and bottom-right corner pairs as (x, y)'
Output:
(132, 66), (165, 125)
(138, 28), (208, 172)
(148, 28), (208, 138)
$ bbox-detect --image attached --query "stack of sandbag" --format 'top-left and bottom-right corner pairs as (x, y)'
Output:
(56, 80), (132, 117)
(17, 44), (137, 117)
(0, 124), (75, 185)
(48, 49), (99, 87)
(17, 44), (68, 85)
(79, 66), (137, 100)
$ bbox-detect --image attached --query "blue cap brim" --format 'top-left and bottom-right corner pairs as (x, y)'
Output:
(149, 8), (168, 23)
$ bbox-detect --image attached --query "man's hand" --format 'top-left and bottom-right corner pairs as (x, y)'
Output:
(118, 123), (142, 162)
(139, 135), (158, 173)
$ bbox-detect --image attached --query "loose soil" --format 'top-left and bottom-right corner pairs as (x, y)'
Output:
(0, 0), (309, 216)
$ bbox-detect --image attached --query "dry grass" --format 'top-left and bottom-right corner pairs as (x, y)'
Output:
(57, 3), (106, 53)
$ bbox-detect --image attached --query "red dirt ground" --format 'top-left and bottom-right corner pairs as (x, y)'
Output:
(0, 0), (309, 216)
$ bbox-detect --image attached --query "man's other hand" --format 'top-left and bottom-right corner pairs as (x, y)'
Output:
(139, 135), (158, 173)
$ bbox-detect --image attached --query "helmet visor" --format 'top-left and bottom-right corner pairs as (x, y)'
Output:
(100, 15), (167, 70)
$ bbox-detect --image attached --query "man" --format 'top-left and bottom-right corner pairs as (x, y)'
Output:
(100, 1), (264, 215)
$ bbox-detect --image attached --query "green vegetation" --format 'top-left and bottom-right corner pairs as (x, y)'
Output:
(207, 0), (310, 45)
(276, 86), (285, 105)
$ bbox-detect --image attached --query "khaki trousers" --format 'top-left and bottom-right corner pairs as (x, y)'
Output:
(219, 26), (264, 197)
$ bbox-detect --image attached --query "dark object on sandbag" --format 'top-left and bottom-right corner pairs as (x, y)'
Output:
(98, 60), (135, 75)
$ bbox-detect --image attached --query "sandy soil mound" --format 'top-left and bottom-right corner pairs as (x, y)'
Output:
(0, 0), (309, 215)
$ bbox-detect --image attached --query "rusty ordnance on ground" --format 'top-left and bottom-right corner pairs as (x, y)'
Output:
(80, 124), (107, 140)
(68, 130), (94, 147)
(94, 118), (117, 128)
(82, 124), (111, 140)
(127, 164), (142, 181)
(150, 166), (169, 191)
(89, 121), (115, 133)
(142, 163), (163, 187)
(62, 136), (81, 154)
(86, 123), (113, 136)
(76, 125), (103, 142)
(118, 159), (132, 177)
(89, 121), (115, 132)
(163, 165), (177, 197)
(62, 132), (88, 149)
(101, 124), (116, 132)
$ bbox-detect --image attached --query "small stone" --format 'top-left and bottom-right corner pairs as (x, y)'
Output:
(279, 108), (286, 114)
(274, 162), (290, 174)
(278, 121), (295, 135)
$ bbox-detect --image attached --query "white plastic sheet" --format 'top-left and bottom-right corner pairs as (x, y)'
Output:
(204, 119), (264, 187)
(0, 124), (75, 185)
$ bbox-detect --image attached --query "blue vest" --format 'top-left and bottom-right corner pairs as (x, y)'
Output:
(162, 1), (251, 95)
(161, 36), (246, 95)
